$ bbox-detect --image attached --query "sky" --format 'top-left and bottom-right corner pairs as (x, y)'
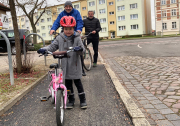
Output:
(47, 0), (156, 30)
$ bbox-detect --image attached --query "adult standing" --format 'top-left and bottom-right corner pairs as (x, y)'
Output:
(50, 1), (83, 35)
(83, 11), (101, 67)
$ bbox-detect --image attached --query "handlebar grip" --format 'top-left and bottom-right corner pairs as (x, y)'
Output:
(53, 51), (67, 55)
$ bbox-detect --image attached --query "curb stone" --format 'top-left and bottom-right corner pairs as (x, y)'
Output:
(98, 52), (151, 126)
(0, 73), (47, 116)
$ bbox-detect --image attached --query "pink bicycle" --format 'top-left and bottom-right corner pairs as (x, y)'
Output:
(40, 47), (74, 126)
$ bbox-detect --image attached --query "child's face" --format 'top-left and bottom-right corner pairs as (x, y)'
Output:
(64, 27), (74, 36)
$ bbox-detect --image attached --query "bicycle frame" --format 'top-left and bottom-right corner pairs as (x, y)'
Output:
(49, 66), (68, 109)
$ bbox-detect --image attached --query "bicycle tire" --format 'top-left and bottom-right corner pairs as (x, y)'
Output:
(83, 48), (92, 71)
(56, 89), (64, 126)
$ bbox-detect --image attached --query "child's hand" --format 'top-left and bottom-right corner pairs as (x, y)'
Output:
(74, 46), (83, 52)
(37, 48), (47, 54)
(50, 30), (55, 35)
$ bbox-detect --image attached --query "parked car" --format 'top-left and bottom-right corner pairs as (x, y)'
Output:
(0, 29), (34, 55)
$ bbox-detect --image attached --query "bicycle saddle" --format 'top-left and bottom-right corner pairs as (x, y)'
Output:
(49, 63), (59, 69)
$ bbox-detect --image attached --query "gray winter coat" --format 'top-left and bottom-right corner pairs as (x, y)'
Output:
(43, 32), (85, 79)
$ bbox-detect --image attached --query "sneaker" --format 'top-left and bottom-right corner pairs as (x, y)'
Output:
(93, 63), (97, 67)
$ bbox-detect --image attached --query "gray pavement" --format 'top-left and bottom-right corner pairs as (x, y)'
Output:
(0, 63), (133, 126)
(99, 38), (180, 126)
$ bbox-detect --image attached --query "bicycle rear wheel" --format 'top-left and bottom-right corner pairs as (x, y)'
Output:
(83, 48), (92, 71)
(56, 89), (64, 126)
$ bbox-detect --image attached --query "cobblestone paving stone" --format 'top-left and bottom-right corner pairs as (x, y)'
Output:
(105, 57), (180, 126)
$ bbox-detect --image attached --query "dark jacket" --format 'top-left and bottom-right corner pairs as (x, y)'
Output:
(51, 8), (83, 32)
(83, 17), (101, 39)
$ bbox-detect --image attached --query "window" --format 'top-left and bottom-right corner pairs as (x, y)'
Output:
(172, 22), (176, 29)
(101, 27), (106, 32)
(99, 9), (106, 14)
(118, 5), (125, 11)
(9, 26), (12, 29)
(118, 16), (125, 21)
(109, 2), (113, 5)
(9, 20), (11, 23)
(74, 4), (79, 9)
(83, 16), (87, 19)
(41, 26), (45, 30)
(41, 19), (44, 22)
(37, 30), (40, 33)
(161, 0), (166, 5)
(21, 18), (24, 22)
(89, 1), (95, 6)
(53, 12), (56, 15)
(117, 0), (123, 1)
(131, 24), (138, 30)
(82, 7), (86, 10)
(58, 8), (63, 13)
(110, 21), (114, 25)
(7, 31), (14, 38)
(162, 10), (166, 17)
(99, 0), (105, 4)
(47, 18), (51, 22)
(17, 19), (19, 23)
(26, 20), (28, 22)
(46, 10), (51, 15)
(22, 25), (25, 28)
(48, 25), (52, 30)
(119, 26), (126, 31)
(109, 11), (114, 15)
(27, 27), (29, 29)
(171, 0), (176, 3)
(162, 23), (167, 29)
(36, 16), (38, 19)
(37, 22), (39, 26)
(130, 14), (138, 19)
(172, 9), (176, 16)
(100, 18), (106, 23)
(130, 3), (137, 9)
(42, 33), (46, 37)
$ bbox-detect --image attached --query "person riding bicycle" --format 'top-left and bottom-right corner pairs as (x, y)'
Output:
(49, 1), (83, 35)
(50, 1), (86, 76)
(37, 16), (87, 109)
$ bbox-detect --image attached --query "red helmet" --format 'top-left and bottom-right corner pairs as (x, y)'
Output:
(60, 16), (76, 27)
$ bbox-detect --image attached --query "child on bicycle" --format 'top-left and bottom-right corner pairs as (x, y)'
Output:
(37, 16), (87, 109)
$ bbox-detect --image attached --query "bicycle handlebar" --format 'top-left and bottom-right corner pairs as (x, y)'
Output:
(81, 32), (92, 39)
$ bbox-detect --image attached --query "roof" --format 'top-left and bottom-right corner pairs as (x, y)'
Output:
(0, 2), (10, 11)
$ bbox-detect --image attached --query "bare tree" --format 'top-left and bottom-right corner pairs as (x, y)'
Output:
(9, 0), (22, 73)
(15, 0), (48, 44)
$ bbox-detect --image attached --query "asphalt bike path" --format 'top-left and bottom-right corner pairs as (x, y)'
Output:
(0, 64), (133, 126)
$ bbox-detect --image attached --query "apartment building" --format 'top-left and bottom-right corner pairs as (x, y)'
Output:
(7, 0), (152, 42)
(116, 0), (152, 37)
(155, 0), (180, 35)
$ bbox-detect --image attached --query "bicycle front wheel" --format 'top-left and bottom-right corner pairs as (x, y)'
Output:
(83, 48), (92, 71)
(56, 89), (64, 126)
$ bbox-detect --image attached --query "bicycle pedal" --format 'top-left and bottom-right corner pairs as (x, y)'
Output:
(40, 96), (48, 101)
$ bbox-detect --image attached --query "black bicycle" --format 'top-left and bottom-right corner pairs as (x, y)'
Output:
(81, 32), (93, 71)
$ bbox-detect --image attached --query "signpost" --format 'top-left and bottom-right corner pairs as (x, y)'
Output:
(0, 14), (9, 29)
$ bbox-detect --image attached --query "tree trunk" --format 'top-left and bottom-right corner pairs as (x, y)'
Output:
(9, 0), (22, 73)
(31, 23), (37, 44)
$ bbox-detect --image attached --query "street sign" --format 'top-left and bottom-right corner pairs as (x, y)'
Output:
(0, 14), (9, 29)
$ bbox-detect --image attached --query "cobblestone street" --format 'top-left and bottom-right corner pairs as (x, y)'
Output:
(99, 38), (180, 126)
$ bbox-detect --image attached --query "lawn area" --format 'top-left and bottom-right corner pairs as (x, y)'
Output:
(0, 70), (45, 106)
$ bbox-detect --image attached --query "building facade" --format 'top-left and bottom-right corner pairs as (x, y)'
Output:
(155, 0), (180, 35)
(7, 0), (152, 43)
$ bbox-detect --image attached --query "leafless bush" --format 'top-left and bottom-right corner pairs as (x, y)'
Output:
(7, 53), (35, 73)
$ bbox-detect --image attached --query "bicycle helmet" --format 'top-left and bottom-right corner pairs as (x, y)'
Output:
(60, 16), (76, 27)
